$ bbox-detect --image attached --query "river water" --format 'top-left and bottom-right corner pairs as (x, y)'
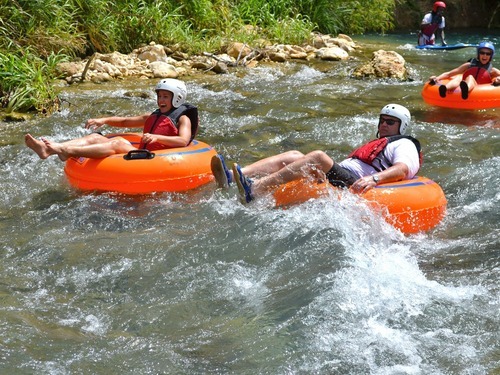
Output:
(1, 31), (499, 374)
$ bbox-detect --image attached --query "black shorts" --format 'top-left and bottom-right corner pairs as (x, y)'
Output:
(325, 164), (358, 188)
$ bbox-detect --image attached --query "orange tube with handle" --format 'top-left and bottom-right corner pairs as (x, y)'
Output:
(64, 133), (216, 194)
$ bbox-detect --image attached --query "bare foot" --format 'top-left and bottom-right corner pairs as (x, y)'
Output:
(25, 134), (52, 159)
(42, 138), (69, 161)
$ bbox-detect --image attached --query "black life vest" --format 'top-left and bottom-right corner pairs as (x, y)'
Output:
(348, 135), (423, 172)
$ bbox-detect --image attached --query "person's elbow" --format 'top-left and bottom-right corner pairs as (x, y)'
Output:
(179, 138), (190, 147)
(393, 163), (410, 180)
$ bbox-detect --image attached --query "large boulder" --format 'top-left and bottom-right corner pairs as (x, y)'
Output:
(137, 44), (167, 62)
(352, 50), (408, 80)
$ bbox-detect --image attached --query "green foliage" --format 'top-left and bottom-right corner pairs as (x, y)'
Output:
(265, 16), (315, 45)
(1, 0), (86, 57)
(0, 48), (68, 113)
(343, 0), (396, 34)
(296, 0), (350, 35)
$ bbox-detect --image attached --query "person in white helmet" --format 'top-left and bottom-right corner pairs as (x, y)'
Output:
(211, 104), (421, 204)
(25, 78), (199, 161)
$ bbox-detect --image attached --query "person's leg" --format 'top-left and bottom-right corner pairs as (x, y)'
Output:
(25, 134), (54, 159)
(42, 137), (134, 161)
(445, 75), (462, 91)
(439, 75), (462, 98)
(236, 150), (333, 199)
(241, 150), (305, 177)
(25, 133), (112, 160)
(460, 76), (477, 99)
(211, 154), (232, 189)
(212, 150), (305, 188)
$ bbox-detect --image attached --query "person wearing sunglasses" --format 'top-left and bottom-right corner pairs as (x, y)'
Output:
(428, 41), (500, 99)
(418, 1), (447, 47)
(211, 104), (421, 204)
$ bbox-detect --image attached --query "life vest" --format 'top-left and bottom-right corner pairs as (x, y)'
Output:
(348, 135), (423, 172)
(142, 103), (199, 151)
(421, 13), (442, 37)
(462, 58), (493, 85)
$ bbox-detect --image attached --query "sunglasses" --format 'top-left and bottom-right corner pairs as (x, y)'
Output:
(379, 117), (400, 126)
(479, 51), (492, 56)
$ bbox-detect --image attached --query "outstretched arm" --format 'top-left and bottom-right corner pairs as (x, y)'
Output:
(85, 114), (150, 131)
(438, 28), (446, 45)
(430, 62), (469, 82)
(491, 68), (500, 85)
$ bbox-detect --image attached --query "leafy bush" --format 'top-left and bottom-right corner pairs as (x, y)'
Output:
(0, 48), (68, 113)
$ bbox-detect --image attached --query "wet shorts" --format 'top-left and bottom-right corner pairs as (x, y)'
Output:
(325, 164), (358, 188)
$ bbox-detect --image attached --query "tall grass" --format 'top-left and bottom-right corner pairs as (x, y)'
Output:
(1, 0), (399, 114)
(0, 48), (68, 113)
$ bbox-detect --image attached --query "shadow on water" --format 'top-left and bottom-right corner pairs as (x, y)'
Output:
(416, 106), (500, 127)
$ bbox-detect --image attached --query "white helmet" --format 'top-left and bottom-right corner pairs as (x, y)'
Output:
(380, 103), (411, 135)
(155, 79), (187, 108)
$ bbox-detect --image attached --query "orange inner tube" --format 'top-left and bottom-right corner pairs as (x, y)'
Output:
(64, 133), (217, 194)
(421, 75), (500, 109)
(273, 176), (447, 234)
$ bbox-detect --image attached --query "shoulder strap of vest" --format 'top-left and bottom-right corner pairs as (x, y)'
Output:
(151, 104), (199, 143)
(169, 103), (199, 143)
(468, 58), (492, 71)
(386, 135), (423, 169)
(386, 135), (421, 153)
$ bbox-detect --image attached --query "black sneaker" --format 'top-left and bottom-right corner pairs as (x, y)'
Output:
(460, 81), (469, 100)
(439, 85), (447, 98)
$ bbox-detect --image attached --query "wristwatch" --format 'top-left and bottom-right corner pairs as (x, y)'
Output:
(372, 174), (380, 184)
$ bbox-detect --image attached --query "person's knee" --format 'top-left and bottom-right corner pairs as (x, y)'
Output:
(281, 150), (304, 163)
(303, 150), (333, 171)
(84, 133), (107, 144)
(307, 150), (330, 163)
(110, 139), (132, 153)
(465, 76), (476, 87)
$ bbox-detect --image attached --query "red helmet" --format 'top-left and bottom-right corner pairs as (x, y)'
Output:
(433, 1), (446, 12)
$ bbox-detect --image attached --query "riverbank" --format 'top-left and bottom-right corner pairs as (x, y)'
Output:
(57, 33), (357, 84)
(4, 32), (414, 122)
